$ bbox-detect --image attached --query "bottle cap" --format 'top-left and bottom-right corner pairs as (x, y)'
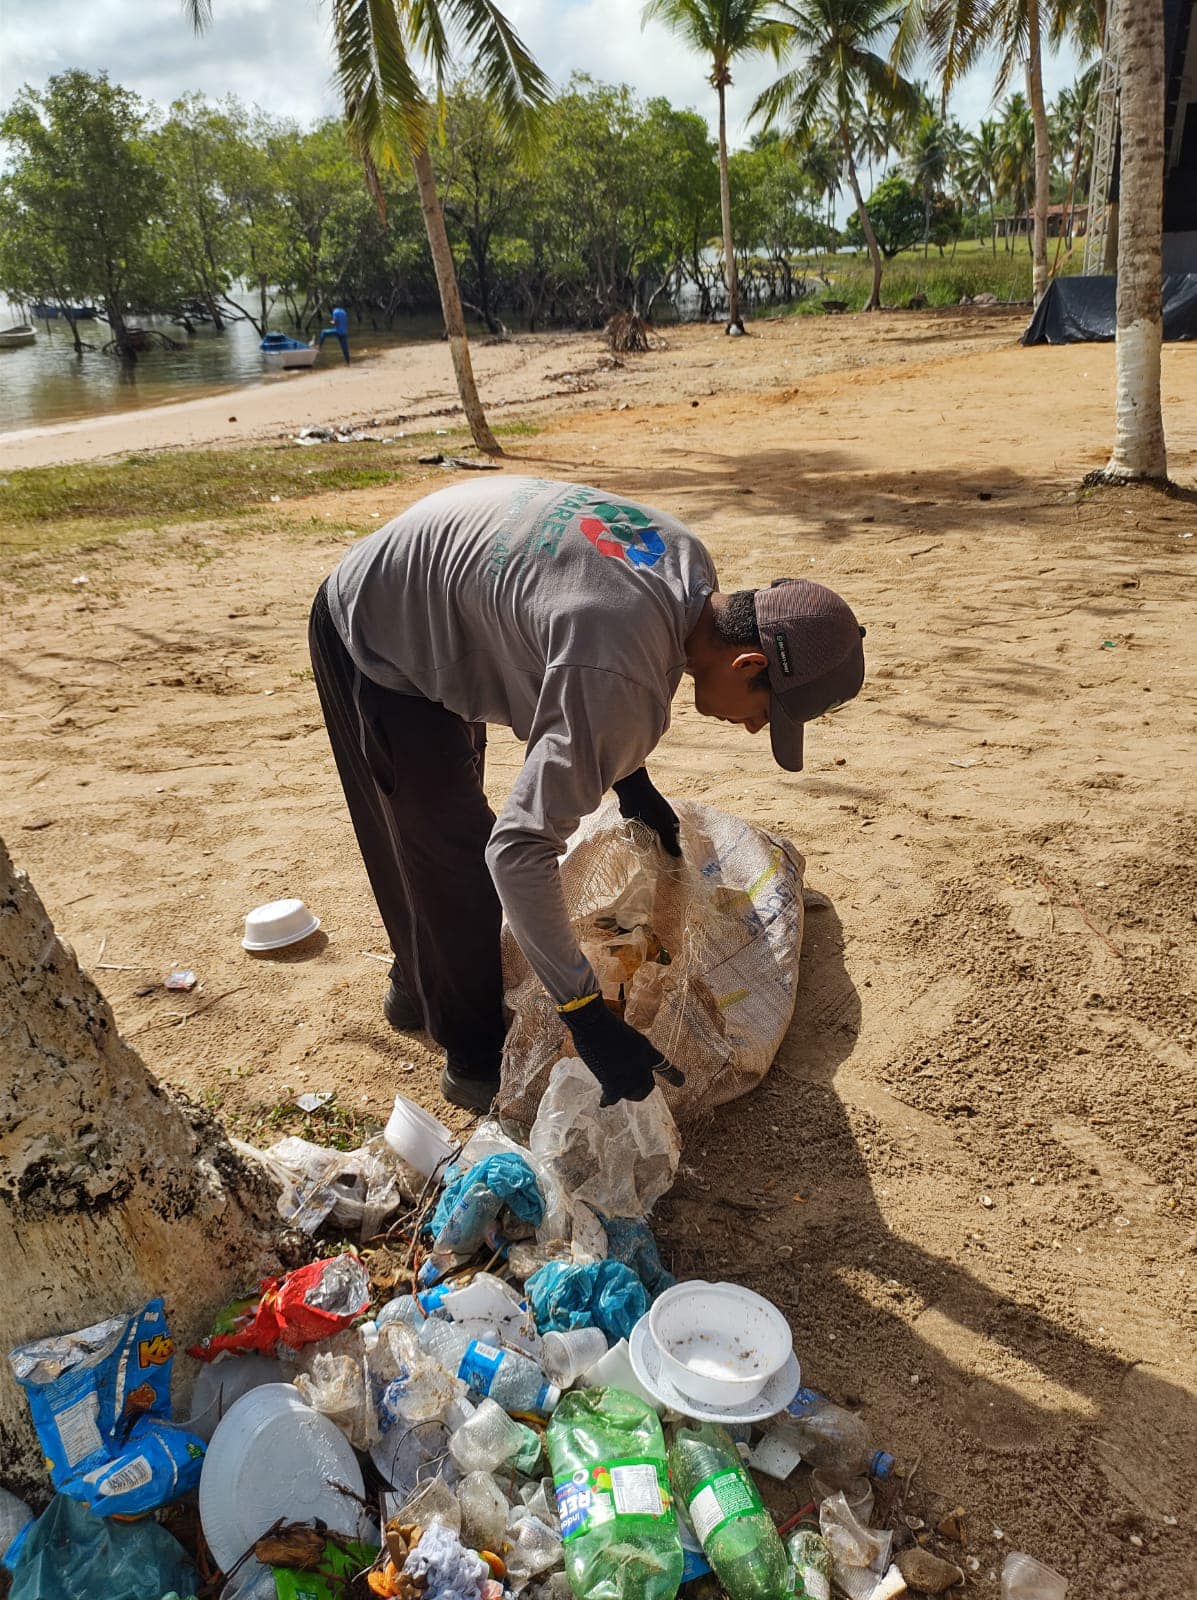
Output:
(541, 1383), (562, 1412)
(871, 1450), (896, 1479)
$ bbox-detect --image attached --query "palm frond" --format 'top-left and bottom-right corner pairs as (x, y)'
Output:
(183, 0), (213, 33)
(331, 0), (429, 166)
(443, 0), (553, 141)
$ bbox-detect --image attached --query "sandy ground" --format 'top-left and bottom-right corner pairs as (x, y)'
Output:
(2, 314), (1195, 1596)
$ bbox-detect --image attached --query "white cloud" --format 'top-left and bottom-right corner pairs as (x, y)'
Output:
(1, 0), (1084, 150)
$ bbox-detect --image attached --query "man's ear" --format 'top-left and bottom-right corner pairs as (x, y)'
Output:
(731, 649), (769, 676)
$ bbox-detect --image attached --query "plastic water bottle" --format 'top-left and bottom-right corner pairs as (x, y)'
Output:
(787, 1516), (832, 1600)
(668, 1423), (789, 1600)
(547, 1387), (683, 1600)
(782, 1390), (894, 1479)
(377, 1293), (424, 1330)
(417, 1317), (560, 1415)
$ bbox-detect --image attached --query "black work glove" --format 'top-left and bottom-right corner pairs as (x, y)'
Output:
(613, 767), (681, 858)
(560, 993), (685, 1107)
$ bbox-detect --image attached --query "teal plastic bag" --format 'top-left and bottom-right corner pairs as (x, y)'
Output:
(525, 1259), (649, 1341)
(9, 1494), (197, 1600)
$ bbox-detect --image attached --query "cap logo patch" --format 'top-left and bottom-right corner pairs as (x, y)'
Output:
(772, 631), (793, 677)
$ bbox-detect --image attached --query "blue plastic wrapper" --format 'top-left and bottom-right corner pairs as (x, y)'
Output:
(8, 1297), (205, 1516)
(431, 1152), (545, 1256)
(9, 1494), (197, 1600)
(525, 1259), (649, 1341)
(602, 1218), (677, 1297)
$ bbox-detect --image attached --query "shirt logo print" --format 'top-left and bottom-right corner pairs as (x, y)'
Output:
(579, 502), (667, 569)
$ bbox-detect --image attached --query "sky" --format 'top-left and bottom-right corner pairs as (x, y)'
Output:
(1, 0), (1087, 152)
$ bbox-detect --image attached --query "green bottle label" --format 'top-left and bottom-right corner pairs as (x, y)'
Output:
(686, 1466), (763, 1543)
(555, 1455), (673, 1542)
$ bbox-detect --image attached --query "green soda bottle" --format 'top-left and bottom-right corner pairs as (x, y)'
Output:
(547, 1387), (683, 1600)
(787, 1516), (832, 1600)
(668, 1423), (790, 1600)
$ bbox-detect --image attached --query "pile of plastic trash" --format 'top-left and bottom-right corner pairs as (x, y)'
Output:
(2, 1058), (1069, 1600)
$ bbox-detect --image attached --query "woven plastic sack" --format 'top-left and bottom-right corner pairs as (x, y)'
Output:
(500, 800), (805, 1125)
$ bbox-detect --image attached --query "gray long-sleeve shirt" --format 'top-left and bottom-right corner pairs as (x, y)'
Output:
(326, 476), (716, 1002)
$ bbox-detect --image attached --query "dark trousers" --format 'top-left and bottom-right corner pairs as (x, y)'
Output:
(318, 328), (350, 363)
(308, 580), (505, 1070)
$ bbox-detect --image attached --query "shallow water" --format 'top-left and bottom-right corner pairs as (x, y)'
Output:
(0, 307), (448, 436)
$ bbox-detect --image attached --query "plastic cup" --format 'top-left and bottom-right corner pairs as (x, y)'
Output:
(542, 1328), (609, 1386)
(1001, 1552), (1069, 1600)
(384, 1093), (456, 1179)
(586, 1337), (662, 1413)
(811, 1468), (874, 1524)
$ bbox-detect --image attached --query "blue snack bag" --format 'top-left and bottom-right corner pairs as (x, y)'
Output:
(8, 1297), (203, 1514)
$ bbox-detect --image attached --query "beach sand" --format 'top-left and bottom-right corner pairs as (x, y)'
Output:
(2, 312), (1195, 1596)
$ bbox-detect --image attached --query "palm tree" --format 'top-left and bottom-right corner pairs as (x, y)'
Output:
(753, 0), (919, 312)
(186, 0), (549, 455)
(642, 0), (787, 333)
(894, 0), (1055, 307)
(997, 92), (1036, 253)
(962, 118), (1001, 253)
(1102, 0), (1166, 482)
(903, 109), (953, 255)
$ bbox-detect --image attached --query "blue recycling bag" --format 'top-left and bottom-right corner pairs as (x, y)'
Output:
(525, 1259), (649, 1342)
(602, 1218), (677, 1297)
(431, 1153), (545, 1255)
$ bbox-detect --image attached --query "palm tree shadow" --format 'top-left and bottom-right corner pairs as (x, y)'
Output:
(656, 886), (1195, 1561)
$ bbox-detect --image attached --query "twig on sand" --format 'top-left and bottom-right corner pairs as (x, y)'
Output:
(359, 950), (391, 964)
(126, 985), (247, 1036)
(1035, 868), (1124, 959)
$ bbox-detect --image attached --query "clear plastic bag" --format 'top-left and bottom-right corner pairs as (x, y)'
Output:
(294, 1333), (378, 1450)
(9, 1494), (196, 1600)
(530, 1058), (680, 1218)
(237, 1132), (421, 1239)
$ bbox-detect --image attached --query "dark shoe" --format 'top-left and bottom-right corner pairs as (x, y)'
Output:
(440, 1058), (501, 1113)
(384, 980), (423, 1031)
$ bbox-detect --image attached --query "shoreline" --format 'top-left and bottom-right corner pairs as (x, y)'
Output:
(0, 329), (608, 471)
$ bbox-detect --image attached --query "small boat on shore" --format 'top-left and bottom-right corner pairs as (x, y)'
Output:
(0, 323), (37, 349)
(260, 332), (319, 370)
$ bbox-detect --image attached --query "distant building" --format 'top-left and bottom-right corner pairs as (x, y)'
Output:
(997, 204), (1090, 240)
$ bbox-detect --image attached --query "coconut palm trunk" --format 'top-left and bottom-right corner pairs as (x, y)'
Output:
(1026, 0), (1052, 306)
(840, 124), (883, 310)
(1104, 0), (1167, 481)
(716, 76), (743, 331)
(413, 145), (501, 455)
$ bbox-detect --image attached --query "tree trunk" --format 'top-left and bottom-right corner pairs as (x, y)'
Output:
(924, 189), (931, 257)
(412, 143), (501, 455)
(0, 838), (279, 1492)
(104, 296), (136, 363)
(1027, 0), (1052, 306)
(841, 127), (883, 311)
(716, 80), (742, 333)
(1104, 0), (1168, 481)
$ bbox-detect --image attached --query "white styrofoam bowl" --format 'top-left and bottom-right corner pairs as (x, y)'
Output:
(647, 1280), (793, 1407)
(384, 1093), (456, 1179)
(241, 898), (320, 951)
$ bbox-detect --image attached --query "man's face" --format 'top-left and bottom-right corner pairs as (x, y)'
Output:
(692, 651), (772, 735)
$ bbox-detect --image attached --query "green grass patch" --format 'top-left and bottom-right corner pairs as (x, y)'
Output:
(0, 421), (536, 559)
(777, 242), (1083, 315)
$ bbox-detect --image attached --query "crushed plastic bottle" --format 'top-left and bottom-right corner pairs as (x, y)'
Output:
(781, 1391), (894, 1480)
(1001, 1551), (1069, 1600)
(449, 1398), (543, 1476)
(787, 1516), (832, 1600)
(418, 1318), (560, 1415)
(547, 1387), (683, 1600)
(668, 1423), (789, 1600)
(378, 1294), (425, 1331)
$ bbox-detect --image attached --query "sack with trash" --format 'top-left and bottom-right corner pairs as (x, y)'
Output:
(189, 1255), (370, 1359)
(500, 801), (805, 1124)
(8, 1493), (197, 1600)
(8, 1298), (206, 1517)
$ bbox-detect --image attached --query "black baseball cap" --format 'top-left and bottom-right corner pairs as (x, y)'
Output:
(754, 579), (866, 771)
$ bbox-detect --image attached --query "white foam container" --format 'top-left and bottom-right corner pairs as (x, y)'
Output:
(241, 897), (320, 951)
(648, 1280), (792, 1407)
(384, 1092), (456, 1179)
(199, 1382), (368, 1572)
(587, 1337), (662, 1413)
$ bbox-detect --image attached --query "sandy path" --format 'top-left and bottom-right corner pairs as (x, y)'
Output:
(2, 314), (1195, 1596)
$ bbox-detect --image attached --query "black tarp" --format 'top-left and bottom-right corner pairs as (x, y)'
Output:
(1022, 274), (1197, 344)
